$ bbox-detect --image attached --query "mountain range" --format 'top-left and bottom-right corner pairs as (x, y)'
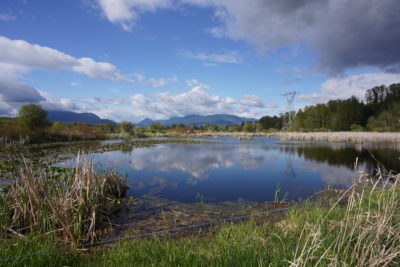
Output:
(46, 110), (116, 124)
(137, 114), (257, 127)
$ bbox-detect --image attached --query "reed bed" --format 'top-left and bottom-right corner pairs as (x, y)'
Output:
(279, 131), (400, 143)
(0, 153), (127, 244)
(148, 131), (270, 139)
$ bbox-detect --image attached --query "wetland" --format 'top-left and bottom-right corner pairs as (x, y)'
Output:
(1, 135), (399, 266)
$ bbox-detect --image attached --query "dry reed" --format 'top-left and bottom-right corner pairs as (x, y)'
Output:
(0, 152), (127, 244)
(279, 132), (400, 143)
(288, 170), (400, 266)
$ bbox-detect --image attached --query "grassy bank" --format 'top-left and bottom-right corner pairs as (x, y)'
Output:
(1, 171), (399, 266)
(87, 174), (400, 266)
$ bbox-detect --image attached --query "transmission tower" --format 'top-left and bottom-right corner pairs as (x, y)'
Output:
(282, 91), (298, 129)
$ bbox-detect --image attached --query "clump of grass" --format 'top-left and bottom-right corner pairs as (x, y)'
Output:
(288, 172), (400, 266)
(0, 152), (127, 245)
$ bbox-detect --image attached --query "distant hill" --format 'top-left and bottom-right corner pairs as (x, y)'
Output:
(46, 110), (116, 124)
(137, 114), (257, 127)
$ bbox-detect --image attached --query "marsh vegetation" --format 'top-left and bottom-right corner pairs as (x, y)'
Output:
(278, 131), (400, 143)
(0, 153), (127, 244)
(1, 169), (399, 266)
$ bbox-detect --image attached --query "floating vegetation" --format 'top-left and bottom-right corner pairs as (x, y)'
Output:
(0, 139), (207, 180)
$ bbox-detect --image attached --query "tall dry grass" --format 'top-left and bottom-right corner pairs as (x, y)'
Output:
(279, 131), (400, 143)
(0, 153), (127, 244)
(288, 171), (400, 266)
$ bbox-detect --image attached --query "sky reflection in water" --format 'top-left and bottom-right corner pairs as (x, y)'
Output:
(82, 137), (399, 203)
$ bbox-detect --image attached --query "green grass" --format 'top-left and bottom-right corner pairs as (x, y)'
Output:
(0, 234), (83, 267)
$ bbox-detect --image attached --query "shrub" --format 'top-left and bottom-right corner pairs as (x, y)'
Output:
(63, 124), (105, 140)
(350, 124), (363, 132)
(18, 104), (47, 131)
(119, 121), (134, 134)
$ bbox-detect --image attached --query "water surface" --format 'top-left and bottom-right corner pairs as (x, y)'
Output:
(62, 137), (400, 204)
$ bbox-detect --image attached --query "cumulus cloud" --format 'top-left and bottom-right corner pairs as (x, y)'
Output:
(300, 72), (400, 103)
(95, 0), (173, 31)
(181, 50), (241, 64)
(79, 81), (268, 122)
(0, 36), (131, 82)
(240, 95), (264, 108)
(134, 73), (178, 88)
(0, 36), (130, 116)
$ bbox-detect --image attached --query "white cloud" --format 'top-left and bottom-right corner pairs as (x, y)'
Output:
(134, 73), (178, 88)
(72, 57), (131, 82)
(38, 90), (80, 111)
(79, 81), (268, 122)
(300, 72), (400, 103)
(96, 0), (173, 31)
(241, 95), (264, 108)
(78, 96), (129, 105)
(0, 13), (15, 21)
(0, 36), (130, 116)
(0, 36), (131, 82)
(186, 79), (199, 87)
(181, 50), (241, 64)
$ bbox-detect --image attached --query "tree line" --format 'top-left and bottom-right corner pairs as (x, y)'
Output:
(1, 82), (399, 144)
(259, 83), (400, 132)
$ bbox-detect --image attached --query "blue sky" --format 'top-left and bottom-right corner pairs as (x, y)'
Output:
(0, 0), (399, 122)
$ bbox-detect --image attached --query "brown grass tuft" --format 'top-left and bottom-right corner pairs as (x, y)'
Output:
(0, 152), (127, 244)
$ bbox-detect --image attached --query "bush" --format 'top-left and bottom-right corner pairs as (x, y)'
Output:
(18, 104), (47, 131)
(150, 122), (165, 131)
(0, 120), (34, 140)
(119, 121), (134, 134)
(350, 124), (363, 132)
(63, 124), (105, 140)
(367, 116), (384, 131)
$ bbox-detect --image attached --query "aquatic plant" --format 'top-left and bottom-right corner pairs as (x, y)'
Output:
(0, 153), (127, 244)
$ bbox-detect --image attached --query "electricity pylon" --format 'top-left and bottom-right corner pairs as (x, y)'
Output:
(282, 91), (298, 129)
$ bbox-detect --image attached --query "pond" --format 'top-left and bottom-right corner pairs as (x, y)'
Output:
(59, 136), (400, 204)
